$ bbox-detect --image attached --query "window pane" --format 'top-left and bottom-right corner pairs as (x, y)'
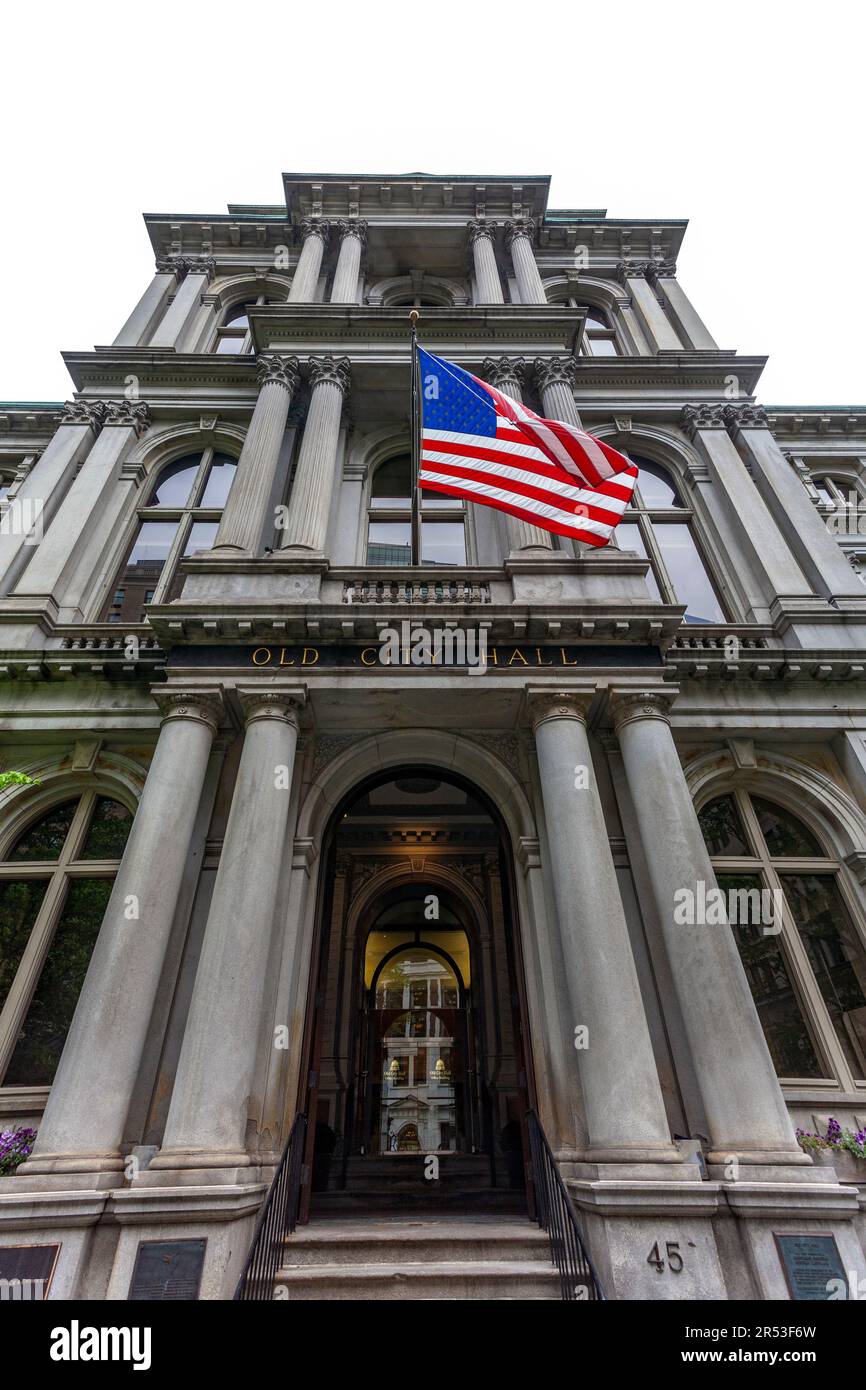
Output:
(780, 874), (866, 1079)
(0, 880), (50, 1011)
(421, 521), (465, 566)
(223, 303), (251, 328)
(813, 479), (836, 505)
(9, 801), (77, 861)
(716, 873), (824, 1078)
(634, 461), (684, 509)
(216, 333), (247, 354)
(655, 522), (725, 623)
(3, 877), (113, 1086)
(371, 457), (412, 508)
(109, 519), (179, 621)
(698, 795), (751, 856)
(752, 796), (823, 857)
(80, 798), (133, 860)
(616, 523), (663, 600)
(588, 336), (618, 356)
(368, 521), (411, 566)
(146, 456), (201, 507)
(199, 454), (237, 508)
(165, 521), (219, 601)
(584, 308), (609, 331)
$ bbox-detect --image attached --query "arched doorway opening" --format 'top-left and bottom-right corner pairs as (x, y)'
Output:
(297, 768), (535, 1215)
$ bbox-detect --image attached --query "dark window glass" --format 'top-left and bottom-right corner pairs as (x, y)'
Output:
(110, 519), (179, 623)
(634, 461), (684, 509)
(0, 880), (50, 1011)
(421, 521), (466, 566)
(10, 802), (76, 861)
(752, 797), (823, 857)
(698, 795), (751, 857)
(3, 877), (112, 1086)
(655, 523), (725, 623)
(616, 523), (663, 601)
(716, 872), (824, 1078)
(368, 521), (411, 566)
(146, 456), (201, 507)
(81, 798), (132, 860)
(780, 874), (866, 1079)
(199, 455), (237, 508)
(165, 521), (219, 601)
(371, 457), (412, 509)
(223, 303), (252, 329)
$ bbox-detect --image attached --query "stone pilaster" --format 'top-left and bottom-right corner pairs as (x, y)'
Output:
(467, 220), (503, 304)
(330, 220), (367, 303)
(212, 355), (300, 555)
(481, 356), (552, 554)
(533, 355), (581, 427)
(617, 260), (683, 351)
(21, 691), (223, 1183)
(150, 689), (304, 1175)
(149, 256), (216, 350)
(280, 356), (351, 556)
(113, 261), (179, 348)
(288, 219), (330, 303)
(608, 687), (808, 1167)
(529, 688), (682, 1165)
(648, 261), (717, 349)
(504, 218), (546, 303)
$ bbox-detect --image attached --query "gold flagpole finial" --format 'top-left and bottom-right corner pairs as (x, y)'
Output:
(409, 309), (420, 325)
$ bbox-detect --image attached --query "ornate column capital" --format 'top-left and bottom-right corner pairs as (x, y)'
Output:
(646, 258), (677, 285)
(466, 218), (498, 247)
(156, 254), (216, 282)
(608, 687), (676, 733)
(504, 217), (537, 250)
(680, 404), (727, 438)
(237, 688), (305, 729)
(256, 353), (300, 393)
(336, 218), (368, 247)
(527, 688), (596, 730)
(307, 355), (351, 397)
(481, 356), (525, 391)
(722, 403), (770, 433)
(533, 355), (577, 394)
(298, 217), (331, 247)
(616, 259), (652, 286)
(100, 401), (152, 436)
(152, 690), (223, 735)
(60, 401), (106, 429)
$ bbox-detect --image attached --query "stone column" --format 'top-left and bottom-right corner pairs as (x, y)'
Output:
(609, 688), (805, 1166)
(211, 355), (300, 555)
(113, 260), (178, 347)
(617, 262), (683, 351)
(530, 689), (681, 1164)
(288, 219), (330, 303)
(14, 403), (151, 607)
(0, 404), (101, 597)
(330, 220), (367, 303)
(482, 356), (552, 554)
(467, 220), (503, 304)
(280, 356), (351, 555)
(149, 256), (216, 349)
(649, 261), (717, 349)
(22, 692), (222, 1179)
(724, 405), (866, 601)
(505, 218), (546, 304)
(152, 690), (304, 1171)
(534, 356), (581, 427)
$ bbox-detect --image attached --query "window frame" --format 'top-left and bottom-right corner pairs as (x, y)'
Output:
(363, 453), (471, 568)
(212, 294), (267, 355)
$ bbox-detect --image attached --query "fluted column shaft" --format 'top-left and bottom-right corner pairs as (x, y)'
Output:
(505, 219), (546, 303)
(467, 221), (503, 304)
(213, 355), (299, 555)
(23, 694), (221, 1175)
(154, 691), (303, 1165)
(281, 356), (350, 554)
(149, 257), (215, 350)
(610, 689), (804, 1165)
(288, 220), (329, 303)
(482, 357), (551, 553)
(330, 221), (366, 303)
(531, 691), (680, 1162)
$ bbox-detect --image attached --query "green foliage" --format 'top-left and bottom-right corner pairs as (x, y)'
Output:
(0, 771), (40, 791)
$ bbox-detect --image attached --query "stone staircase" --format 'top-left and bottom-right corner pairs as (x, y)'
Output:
(273, 1214), (562, 1300)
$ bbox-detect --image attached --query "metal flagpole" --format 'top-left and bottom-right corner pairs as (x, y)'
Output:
(409, 308), (421, 566)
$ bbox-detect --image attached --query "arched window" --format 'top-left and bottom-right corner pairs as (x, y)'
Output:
(812, 474), (862, 508)
(103, 449), (237, 622)
(618, 455), (726, 623)
(698, 790), (866, 1086)
(579, 306), (619, 357)
(0, 792), (133, 1086)
(366, 454), (466, 566)
(213, 294), (284, 354)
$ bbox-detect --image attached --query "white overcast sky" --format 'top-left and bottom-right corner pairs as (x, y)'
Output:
(2, 1), (862, 406)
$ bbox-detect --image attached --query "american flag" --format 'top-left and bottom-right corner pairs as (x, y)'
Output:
(417, 348), (638, 547)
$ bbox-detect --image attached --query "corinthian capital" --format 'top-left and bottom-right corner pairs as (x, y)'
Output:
(646, 258), (677, 284)
(466, 218), (498, 247)
(482, 356), (525, 391)
(256, 353), (300, 393)
(533, 355), (577, 394)
(100, 401), (152, 436)
(337, 218), (368, 247)
(157, 254), (216, 282)
(680, 404), (726, 438)
(298, 217), (331, 247)
(722, 403), (770, 432)
(504, 217), (537, 250)
(60, 401), (106, 429)
(307, 355), (351, 396)
(616, 259), (652, 285)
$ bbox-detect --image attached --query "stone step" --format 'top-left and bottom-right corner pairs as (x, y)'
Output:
(283, 1217), (551, 1266)
(273, 1259), (562, 1301)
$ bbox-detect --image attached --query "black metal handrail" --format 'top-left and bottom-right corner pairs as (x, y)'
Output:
(526, 1109), (605, 1301)
(233, 1113), (308, 1301)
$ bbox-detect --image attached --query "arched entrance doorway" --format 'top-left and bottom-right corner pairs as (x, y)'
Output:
(297, 769), (535, 1215)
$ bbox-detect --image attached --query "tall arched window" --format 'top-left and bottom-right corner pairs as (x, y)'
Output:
(579, 306), (619, 356)
(103, 449), (237, 622)
(213, 294), (285, 354)
(366, 454), (466, 566)
(618, 455), (726, 623)
(698, 790), (866, 1086)
(0, 792), (133, 1086)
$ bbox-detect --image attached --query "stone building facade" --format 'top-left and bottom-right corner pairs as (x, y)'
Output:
(1, 171), (866, 1300)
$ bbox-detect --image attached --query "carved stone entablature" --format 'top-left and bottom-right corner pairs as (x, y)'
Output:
(156, 254), (216, 282)
(481, 356), (525, 391)
(533, 355), (577, 393)
(466, 218), (498, 247)
(722, 403), (770, 432)
(617, 259), (652, 285)
(256, 353), (300, 394)
(680, 404), (727, 438)
(336, 219), (368, 246)
(101, 401), (152, 436)
(307, 355), (351, 397)
(60, 401), (107, 429)
(504, 217), (537, 250)
(298, 217), (331, 247)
